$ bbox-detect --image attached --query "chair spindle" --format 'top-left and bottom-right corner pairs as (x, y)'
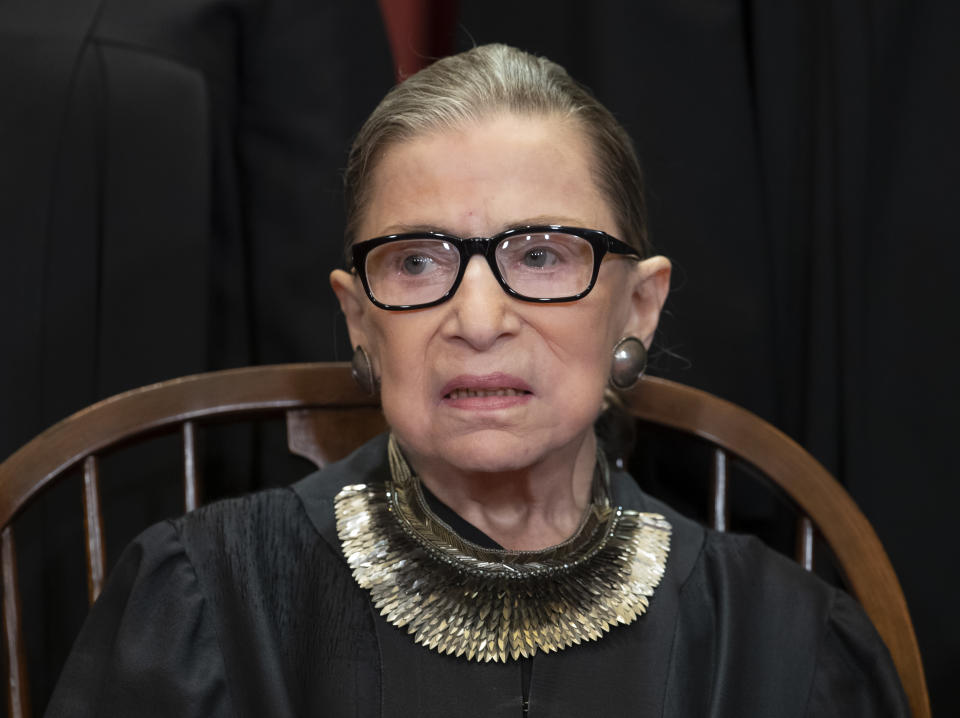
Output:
(711, 448), (730, 532)
(182, 421), (200, 512)
(796, 516), (815, 571)
(1, 527), (30, 718)
(82, 456), (106, 605)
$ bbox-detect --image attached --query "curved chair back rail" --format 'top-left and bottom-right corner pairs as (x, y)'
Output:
(0, 363), (381, 530)
(0, 364), (929, 718)
(622, 379), (928, 717)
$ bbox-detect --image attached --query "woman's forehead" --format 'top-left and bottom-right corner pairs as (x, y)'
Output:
(358, 114), (618, 240)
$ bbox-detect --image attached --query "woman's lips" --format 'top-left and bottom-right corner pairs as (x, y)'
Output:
(446, 387), (528, 399)
(440, 373), (533, 409)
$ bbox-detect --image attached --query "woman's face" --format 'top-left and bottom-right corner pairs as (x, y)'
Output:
(332, 113), (669, 476)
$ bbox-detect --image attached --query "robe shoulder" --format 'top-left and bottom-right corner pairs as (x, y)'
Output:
(45, 438), (389, 718)
(664, 527), (910, 717)
(44, 518), (233, 717)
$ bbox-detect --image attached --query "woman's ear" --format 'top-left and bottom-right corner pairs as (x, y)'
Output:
(330, 269), (371, 351)
(623, 256), (671, 348)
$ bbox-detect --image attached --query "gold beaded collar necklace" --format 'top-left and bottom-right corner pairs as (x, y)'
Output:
(334, 434), (671, 662)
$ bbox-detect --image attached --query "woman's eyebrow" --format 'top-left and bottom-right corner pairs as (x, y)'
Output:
(508, 215), (586, 229)
(377, 223), (453, 235)
(377, 216), (588, 237)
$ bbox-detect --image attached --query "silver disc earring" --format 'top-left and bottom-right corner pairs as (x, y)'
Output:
(351, 346), (378, 396)
(609, 337), (647, 390)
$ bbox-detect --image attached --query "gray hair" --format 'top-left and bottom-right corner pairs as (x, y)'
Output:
(343, 44), (650, 259)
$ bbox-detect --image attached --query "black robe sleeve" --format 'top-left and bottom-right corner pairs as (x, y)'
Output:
(44, 522), (232, 717)
(805, 589), (910, 717)
(659, 524), (909, 718)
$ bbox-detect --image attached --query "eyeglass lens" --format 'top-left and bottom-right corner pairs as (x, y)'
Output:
(363, 232), (596, 306)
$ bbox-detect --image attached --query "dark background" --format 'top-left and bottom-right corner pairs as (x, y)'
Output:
(1, 0), (957, 714)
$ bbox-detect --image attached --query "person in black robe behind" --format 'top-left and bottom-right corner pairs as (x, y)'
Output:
(0, 1), (392, 707)
(45, 44), (908, 717)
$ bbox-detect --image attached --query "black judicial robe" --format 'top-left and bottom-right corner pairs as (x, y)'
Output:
(46, 435), (909, 717)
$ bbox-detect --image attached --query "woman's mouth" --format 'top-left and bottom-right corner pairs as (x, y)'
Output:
(440, 374), (534, 409)
(445, 387), (530, 400)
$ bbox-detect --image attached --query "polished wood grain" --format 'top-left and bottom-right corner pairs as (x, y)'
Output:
(710, 448), (730, 532)
(286, 407), (387, 469)
(0, 364), (379, 531)
(796, 516), (815, 571)
(1, 528), (28, 718)
(81, 457), (106, 605)
(0, 364), (929, 718)
(182, 421), (200, 512)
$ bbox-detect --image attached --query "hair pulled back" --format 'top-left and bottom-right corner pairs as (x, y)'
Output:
(343, 44), (650, 259)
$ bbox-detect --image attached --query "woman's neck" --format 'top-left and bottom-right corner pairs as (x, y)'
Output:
(410, 432), (599, 551)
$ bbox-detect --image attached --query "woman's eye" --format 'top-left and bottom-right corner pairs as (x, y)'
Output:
(522, 247), (560, 268)
(401, 255), (434, 275)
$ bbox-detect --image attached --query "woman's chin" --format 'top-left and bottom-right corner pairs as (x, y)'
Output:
(407, 428), (588, 477)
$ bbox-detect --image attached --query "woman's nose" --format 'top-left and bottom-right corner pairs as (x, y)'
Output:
(443, 255), (518, 350)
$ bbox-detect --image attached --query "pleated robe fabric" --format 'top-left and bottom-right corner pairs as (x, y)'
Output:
(46, 435), (908, 717)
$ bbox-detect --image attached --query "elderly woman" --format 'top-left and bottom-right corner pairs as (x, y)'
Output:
(47, 45), (907, 717)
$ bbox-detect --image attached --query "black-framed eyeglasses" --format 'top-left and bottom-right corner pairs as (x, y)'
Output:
(351, 225), (641, 310)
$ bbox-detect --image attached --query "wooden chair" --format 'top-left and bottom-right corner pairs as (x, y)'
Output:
(0, 363), (930, 718)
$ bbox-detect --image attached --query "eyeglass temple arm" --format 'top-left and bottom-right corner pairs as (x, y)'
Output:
(606, 237), (643, 258)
